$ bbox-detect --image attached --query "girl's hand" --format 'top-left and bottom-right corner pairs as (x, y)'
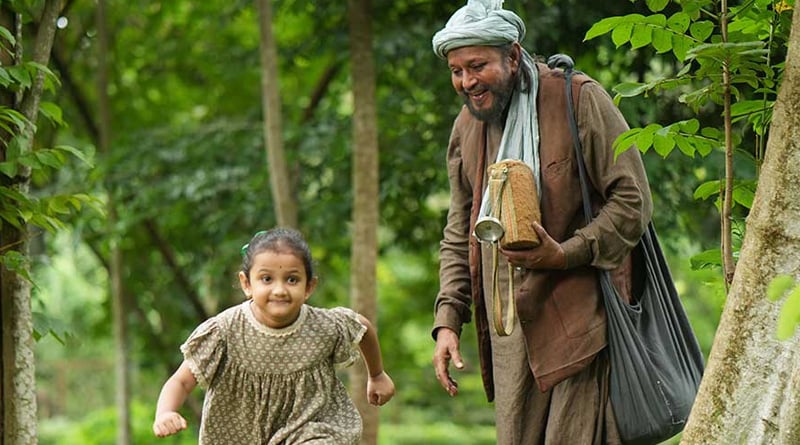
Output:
(153, 411), (188, 437)
(367, 371), (396, 406)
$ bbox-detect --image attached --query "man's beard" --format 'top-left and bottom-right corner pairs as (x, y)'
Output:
(462, 77), (514, 124)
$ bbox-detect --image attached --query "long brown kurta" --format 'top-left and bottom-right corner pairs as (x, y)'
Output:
(433, 63), (653, 400)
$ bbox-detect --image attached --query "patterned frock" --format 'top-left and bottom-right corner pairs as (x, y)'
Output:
(181, 301), (367, 444)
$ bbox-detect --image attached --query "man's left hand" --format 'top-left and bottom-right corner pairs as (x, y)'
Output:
(500, 222), (566, 270)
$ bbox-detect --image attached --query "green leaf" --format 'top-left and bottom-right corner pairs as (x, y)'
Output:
(730, 100), (770, 118)
(0, 106), (28, 130)
(676, 63), (693, 77)
(666, 12), (691, 33)
(674, 135), (696, 157)
(652, 28), (673, 53)
(0, 68), (12, 88)
(652, 132), (675, 157)
(679, 118), (700, 134)
(776, 285), (800, 340)
(644, 14), (667, 27)
(695, 139), (714, 157)
(690, 21), (715, 42)
(694, 180), (722, 200)
(613, 128), (641, 157)
(690, 249), (722, 270)
(26, 62), (59, 88)
(672, 34), (693, 61)
(701, 127), (724, 140)
(0, 211), (23, 229)
(732, 183), (756, 209)
(0, 161), (17, 177)
(0, 26), (15, 46)
(47, 196), (72, 215)
(584, 16), (622, 41)
(630, 24), (653, 49)
(35, 150), (65, 169)
(646, 0), (669, 13)
(0, 251), (32, 282)
(54, 144), (95, 167)
(636, 123), (662, 152)
(38, 101), (64, 126)
(613, 82), (648, 97)
(680, 1), (704, 19)
(767, 275), (796, 302)
(32, 311), (74, 345)
(612, 22), (634, 47)
(8, 65), (32, 90)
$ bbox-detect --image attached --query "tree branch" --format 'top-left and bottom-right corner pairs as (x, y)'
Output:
(142, 218), (208, 321)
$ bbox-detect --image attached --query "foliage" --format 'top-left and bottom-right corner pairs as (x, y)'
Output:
(38, 401), (196, 445)
(0, 23), (101, 286)
(584, 0), (793, 271)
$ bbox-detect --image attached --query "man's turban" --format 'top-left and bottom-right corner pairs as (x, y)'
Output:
(432, 0), (526, 59)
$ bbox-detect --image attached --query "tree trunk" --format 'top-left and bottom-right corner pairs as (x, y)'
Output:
(1, 1), (61, 443)
(0, 4), (12, 440)
(681, 12), (800, 444)
(347, 0), (380, 443)
(95, 1), (132, 443)
(0, 228), (35, 445)
(255, 0), (297, 228)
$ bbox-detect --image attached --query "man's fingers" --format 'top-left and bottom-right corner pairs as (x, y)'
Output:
(450, 345), (465, 369)
(433, 328), (462, 396)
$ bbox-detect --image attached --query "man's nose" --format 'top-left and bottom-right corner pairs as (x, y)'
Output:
(461, 71), (477, 91)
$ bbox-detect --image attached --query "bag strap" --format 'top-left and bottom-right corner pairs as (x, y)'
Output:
(547, 54), (593, 224)
(487, 162), (516, 336)
(490, 246), (516, 336)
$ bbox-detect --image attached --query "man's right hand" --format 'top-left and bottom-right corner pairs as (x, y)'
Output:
(433, 327), (464, 396)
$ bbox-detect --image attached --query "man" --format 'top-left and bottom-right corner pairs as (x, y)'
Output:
(430, 1), (653, 444)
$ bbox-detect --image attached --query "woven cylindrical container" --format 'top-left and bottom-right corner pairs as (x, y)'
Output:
(487, 159), (541, 250)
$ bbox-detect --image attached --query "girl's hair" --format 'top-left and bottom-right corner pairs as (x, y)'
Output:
(240, 227), (315, 283)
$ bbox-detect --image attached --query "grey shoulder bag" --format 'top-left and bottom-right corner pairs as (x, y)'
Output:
(547, 54), (705, 445)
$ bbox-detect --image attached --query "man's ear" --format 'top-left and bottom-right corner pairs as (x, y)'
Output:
(510, 42), (523, 72)
(238, 271), (252, 296)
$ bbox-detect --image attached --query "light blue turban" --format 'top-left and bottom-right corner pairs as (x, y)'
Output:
(432, 0), (526, 59)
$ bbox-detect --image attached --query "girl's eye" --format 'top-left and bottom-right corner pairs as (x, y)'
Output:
(287, 276), (300, 285)
(260, 276), (272, 283)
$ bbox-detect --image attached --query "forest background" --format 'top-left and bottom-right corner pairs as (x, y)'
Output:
(2, 0), (796, 444)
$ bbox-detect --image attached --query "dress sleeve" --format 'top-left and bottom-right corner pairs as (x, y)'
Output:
(179, 316), (226, 389)
(328, 307), (367, 368)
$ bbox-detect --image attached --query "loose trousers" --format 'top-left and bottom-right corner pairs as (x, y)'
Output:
(483, 257), (621, 445)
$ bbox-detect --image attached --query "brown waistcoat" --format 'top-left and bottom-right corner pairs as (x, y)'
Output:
(464, 64), (638, 400)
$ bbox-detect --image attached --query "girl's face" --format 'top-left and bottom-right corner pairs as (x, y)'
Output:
(238, 250), (317, 329)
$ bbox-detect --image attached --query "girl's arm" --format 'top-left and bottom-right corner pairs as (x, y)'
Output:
(152, 361), (197, 437)
(357, 314), (396, 406)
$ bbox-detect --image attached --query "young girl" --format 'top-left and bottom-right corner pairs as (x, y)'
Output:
(152, 227), (395, 444)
